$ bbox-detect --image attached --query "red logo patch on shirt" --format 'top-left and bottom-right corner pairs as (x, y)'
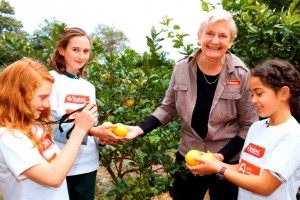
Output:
(243, 143), (265, 158)
(226, 80), (241, 86)
(65, 95), (90, 104)
(41, 135), (57, 162)
(41, 135), (53, 150)
(239, 159), (261, 175)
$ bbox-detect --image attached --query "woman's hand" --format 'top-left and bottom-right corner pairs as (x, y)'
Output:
(124, 125), (144, 140)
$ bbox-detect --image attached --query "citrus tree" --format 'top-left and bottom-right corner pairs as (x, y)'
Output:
(87, 27), (182, 199)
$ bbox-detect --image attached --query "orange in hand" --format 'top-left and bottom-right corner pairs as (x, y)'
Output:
(185, 150), (215, 166)
(112, 123), (128, 137)
(185, 150), (203, 166)
(102, 121), (114, 131)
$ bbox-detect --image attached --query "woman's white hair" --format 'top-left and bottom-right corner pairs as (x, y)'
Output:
(198, 9), (237, 40)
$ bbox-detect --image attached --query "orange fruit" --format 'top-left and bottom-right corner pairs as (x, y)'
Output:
(185, 150), (203, 166)
(101, 74), (110, 79)
(201, 151), (215, 162)
(107, 115), (115, 122)
(125, 98), (135, 106)
(102, 121), (114, 131)
(112, 123), (128, 137)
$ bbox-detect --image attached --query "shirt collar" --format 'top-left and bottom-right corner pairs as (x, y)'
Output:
(63, 71), (80, 79)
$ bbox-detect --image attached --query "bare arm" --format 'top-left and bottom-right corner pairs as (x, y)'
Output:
(187, 157), (281, 196)
(22, 104), (98, 187)
(223, 167), (281, 195)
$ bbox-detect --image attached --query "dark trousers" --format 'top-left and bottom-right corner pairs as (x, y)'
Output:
(66, 170), (97, 200)
(170, 152), (238, 200)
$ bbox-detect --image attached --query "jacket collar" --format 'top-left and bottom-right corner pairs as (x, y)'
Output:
(186, 48), (243, 73)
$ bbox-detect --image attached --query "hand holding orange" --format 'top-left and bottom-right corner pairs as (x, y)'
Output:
(185, 150), (215, 166)
(102, 122), (128, 137)
(200, 151), (215, 162)
(185, 150), (203, 166)
(112, 123), (128, 137)
(102, 121), (114, 131)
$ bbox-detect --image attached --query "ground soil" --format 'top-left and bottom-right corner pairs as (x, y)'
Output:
(151, 192), (210, 200)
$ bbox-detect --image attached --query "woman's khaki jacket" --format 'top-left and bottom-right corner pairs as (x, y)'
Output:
(152, 49), (259, 162)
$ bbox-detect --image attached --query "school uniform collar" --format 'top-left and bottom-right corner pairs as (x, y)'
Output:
(63, 71), (80, 79)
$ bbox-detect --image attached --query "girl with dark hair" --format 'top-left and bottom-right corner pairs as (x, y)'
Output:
(187, 59), (300, 199)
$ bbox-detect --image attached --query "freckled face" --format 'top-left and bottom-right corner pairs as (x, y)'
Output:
(198, 20), (233, 60)
(30, 80), (53, 119)
(249, 77), (280, 118)
(58, 36), (91, 75)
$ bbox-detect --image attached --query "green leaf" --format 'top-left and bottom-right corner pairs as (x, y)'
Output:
(201, 1), (209, 11)
(173, 25), (180, 30)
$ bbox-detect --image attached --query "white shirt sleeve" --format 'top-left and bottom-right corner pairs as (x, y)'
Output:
(264, 130), (300, 182)
(0, 130), (44, 178)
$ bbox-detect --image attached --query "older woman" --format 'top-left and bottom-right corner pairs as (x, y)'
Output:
(126, 9), (258, 200)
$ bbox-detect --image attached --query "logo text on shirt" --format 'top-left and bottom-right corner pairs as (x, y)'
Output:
(226, 80), (241, 86)
(65, 95), (90, 104)
(244, 143), (265, 158)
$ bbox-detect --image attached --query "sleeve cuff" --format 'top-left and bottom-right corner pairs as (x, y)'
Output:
(218, 136), (244, 162)
(138, 115), (162, 135)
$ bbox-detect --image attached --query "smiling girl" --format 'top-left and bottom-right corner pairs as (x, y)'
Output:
(0, 58), (98, 200)
(187, 59), (300, 199)
(49, 27), (123, 200)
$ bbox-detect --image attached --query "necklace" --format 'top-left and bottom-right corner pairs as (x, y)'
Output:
(201, 70), (220, 85)
(197, 56), (222, 85)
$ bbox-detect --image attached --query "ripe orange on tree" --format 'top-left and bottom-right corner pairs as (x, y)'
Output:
(125, 98), (135, 107)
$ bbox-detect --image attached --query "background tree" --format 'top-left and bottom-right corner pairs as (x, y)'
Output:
(29, 19), (67, 66)
(222, 0), (300, 69)
(0, 0), (26, 68)
(260, 0), (294, 10)
(91, 24), (129, 54)
(165, 0), (300, 69)
(0, 0), (23, 34)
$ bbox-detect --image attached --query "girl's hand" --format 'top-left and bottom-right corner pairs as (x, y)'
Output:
(90, 124), (125, 144)
(214, 153), (224, 161)
(186, 156), (221, 176)
(74, 103), (98, 133)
